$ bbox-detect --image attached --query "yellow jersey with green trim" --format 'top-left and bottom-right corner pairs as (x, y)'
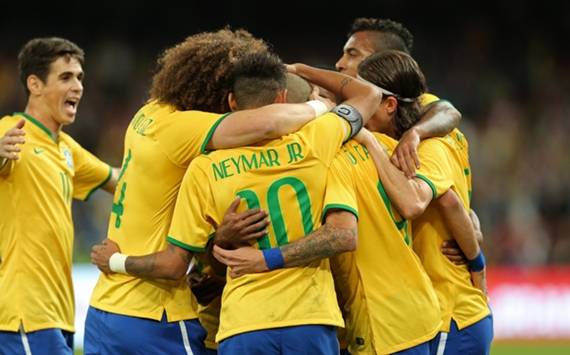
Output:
(413, 128), (490, 332)
(327, 133), (441, 355)
(89, 101), (229, 322)
(167, 112), (351, 342)
(0, 113), (112, 333)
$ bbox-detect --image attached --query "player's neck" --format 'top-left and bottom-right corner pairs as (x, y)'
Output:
(24, 101), (62, 140)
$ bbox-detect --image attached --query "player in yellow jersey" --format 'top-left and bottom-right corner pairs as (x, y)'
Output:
(213, 51), (460, 355)
(84, 29), (350, 355)
(0, 38), (119, 355)
(90, 51), (383, 354)
(336, 17), (461, 179)
(353, 53), (493, 354)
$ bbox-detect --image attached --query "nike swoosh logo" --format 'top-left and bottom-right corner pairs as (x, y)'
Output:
(34, 148), (45, 154)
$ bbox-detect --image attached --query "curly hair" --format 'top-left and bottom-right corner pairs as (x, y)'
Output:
(349, 18), (414, 55)
(357, 50), (427, 139)
(18, 37), (84, 97)
(150, 27), (268, 113)
(233, 51), (287, 109)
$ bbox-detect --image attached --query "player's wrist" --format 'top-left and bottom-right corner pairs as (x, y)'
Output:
(262, 248), (285, 271)
(468, 250), (486, 272)
(109, 253), (129, 274)
(306, 100), (329, 118)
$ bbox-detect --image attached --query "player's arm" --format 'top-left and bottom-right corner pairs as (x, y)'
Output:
(0, 118), (26, 175)
(91, 239), (193, 280)
(206, 93), (334, 150)
(441, 208), (483, 264)
(288, 63), (382, 127)
(212, 209), (358, 278)
(358, 128), (432, 219)
(392, 101), (461, 178)
(100, 167), (120, 194)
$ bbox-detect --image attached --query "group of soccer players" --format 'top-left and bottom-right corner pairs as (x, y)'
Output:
(0, 17), (493, 355)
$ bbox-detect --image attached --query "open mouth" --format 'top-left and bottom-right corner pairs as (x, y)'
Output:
(65, 98), (79, 112)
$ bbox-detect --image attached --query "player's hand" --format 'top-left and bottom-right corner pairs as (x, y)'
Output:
(441, 240), (469, 265)
(0, 118), (26, 161)
(308, 85), (336, 111)
(212, 245), (267, 278)
(213, 197), (270, 248)
(391, 127), (421, 179)
(186, 268), (226, 306)
(471, 268), (489, 300)
(91, 238), (120, 273)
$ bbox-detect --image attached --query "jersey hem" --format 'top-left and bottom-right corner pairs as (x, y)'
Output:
(216, 318), (344, 342)
(0, 321), (75, 334)
(364, 322), (441, 355)
(454, 307), (492, 331)
(200, 112), (232, 155)
(88, 302), (198, 322)
(84, 165), (113, 201)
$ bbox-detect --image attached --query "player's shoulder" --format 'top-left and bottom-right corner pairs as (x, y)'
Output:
(0, 113), (21, 131)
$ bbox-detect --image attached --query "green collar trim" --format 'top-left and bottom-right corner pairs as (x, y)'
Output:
(14, 112), (57, 143)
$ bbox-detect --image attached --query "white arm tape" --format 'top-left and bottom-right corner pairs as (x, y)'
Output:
(305, 100), (329, 117)
(109, 253), (129, 274)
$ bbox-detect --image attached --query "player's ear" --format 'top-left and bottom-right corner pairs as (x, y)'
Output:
(27, 75), (43, 97)
(228, 92), (239, 112)
(385, 96), (398, 115)
(274, 89), (287, 104)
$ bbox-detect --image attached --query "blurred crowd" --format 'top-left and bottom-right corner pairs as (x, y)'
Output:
(1, 14), (568, 265)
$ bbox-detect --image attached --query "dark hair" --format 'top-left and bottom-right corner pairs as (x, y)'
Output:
(150, 27), (269, 113)
(233, 51), (287, 109)
(349, 18), (414, 54)
(357, 50), (427, 139)
(18, 37), (85, 97)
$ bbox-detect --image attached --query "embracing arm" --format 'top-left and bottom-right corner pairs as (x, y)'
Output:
(91, 239), (193, 280)
(206, 100), (325, 150)
(392, 101), (461, 178)
(213, 210), (358, 278)
(359, 129), (432, 220)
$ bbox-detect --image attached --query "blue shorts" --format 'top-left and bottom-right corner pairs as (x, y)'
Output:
(84, 306), (208, 355)
(431, 312), (494, 355)
(0, 325), (73, 355)
(218, 325), (339, 355)
(206, 348), (218, 355)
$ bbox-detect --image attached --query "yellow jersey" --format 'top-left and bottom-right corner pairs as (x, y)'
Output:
(89, 101), (229, 322)
(327, 133), (441, 355)
(167, 112), (351, 342)
(413, 128), (490, 331)
(0, 113), (112, 333)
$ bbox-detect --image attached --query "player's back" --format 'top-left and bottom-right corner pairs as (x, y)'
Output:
(168, 112), (350, 342)
(329, 133), (441, 355)
(412, 128), (490, 331)
(90, 101), (228, 322)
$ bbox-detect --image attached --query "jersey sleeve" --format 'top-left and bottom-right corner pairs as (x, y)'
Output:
(167, 160), (217, 252)
(66, 137), (112, 201)
(414, 138), (455, 200)
(156, 110), (230, 167)
(322, 151), (358, 221)
(298, 112), (351, 166)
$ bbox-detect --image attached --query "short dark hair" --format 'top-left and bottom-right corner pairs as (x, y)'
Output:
(349, 18), (414, 54)
(233, 52), (287, 110)
(150, 27), (268, 113)
(18, 37), (85, 97)
(357, 50), (427, 139)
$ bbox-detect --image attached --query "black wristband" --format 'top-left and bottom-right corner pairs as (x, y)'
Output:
(331, 104), (364, 139)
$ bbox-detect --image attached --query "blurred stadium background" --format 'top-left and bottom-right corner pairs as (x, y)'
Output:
(2, 1), (569, 353)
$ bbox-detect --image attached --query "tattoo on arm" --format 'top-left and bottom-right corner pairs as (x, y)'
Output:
(125, 254), (157, 277)
(280, 223), (357, 267)
(339, 77), (353, 98)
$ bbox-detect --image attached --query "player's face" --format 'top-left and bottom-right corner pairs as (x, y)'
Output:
(39, 56), (84, 127)
(336, 32), (375, 78)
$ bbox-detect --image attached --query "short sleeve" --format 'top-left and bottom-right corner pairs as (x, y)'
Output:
(156, 110), (229, 167)
(167, 160), (217, 252)
(298, 112), (351, 166)
(322, 152), (358, 222)
(66, 137), (112, 201)
(414, 139), (454, 200)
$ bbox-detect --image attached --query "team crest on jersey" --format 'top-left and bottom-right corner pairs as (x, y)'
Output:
(63, 148), (74, 170)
